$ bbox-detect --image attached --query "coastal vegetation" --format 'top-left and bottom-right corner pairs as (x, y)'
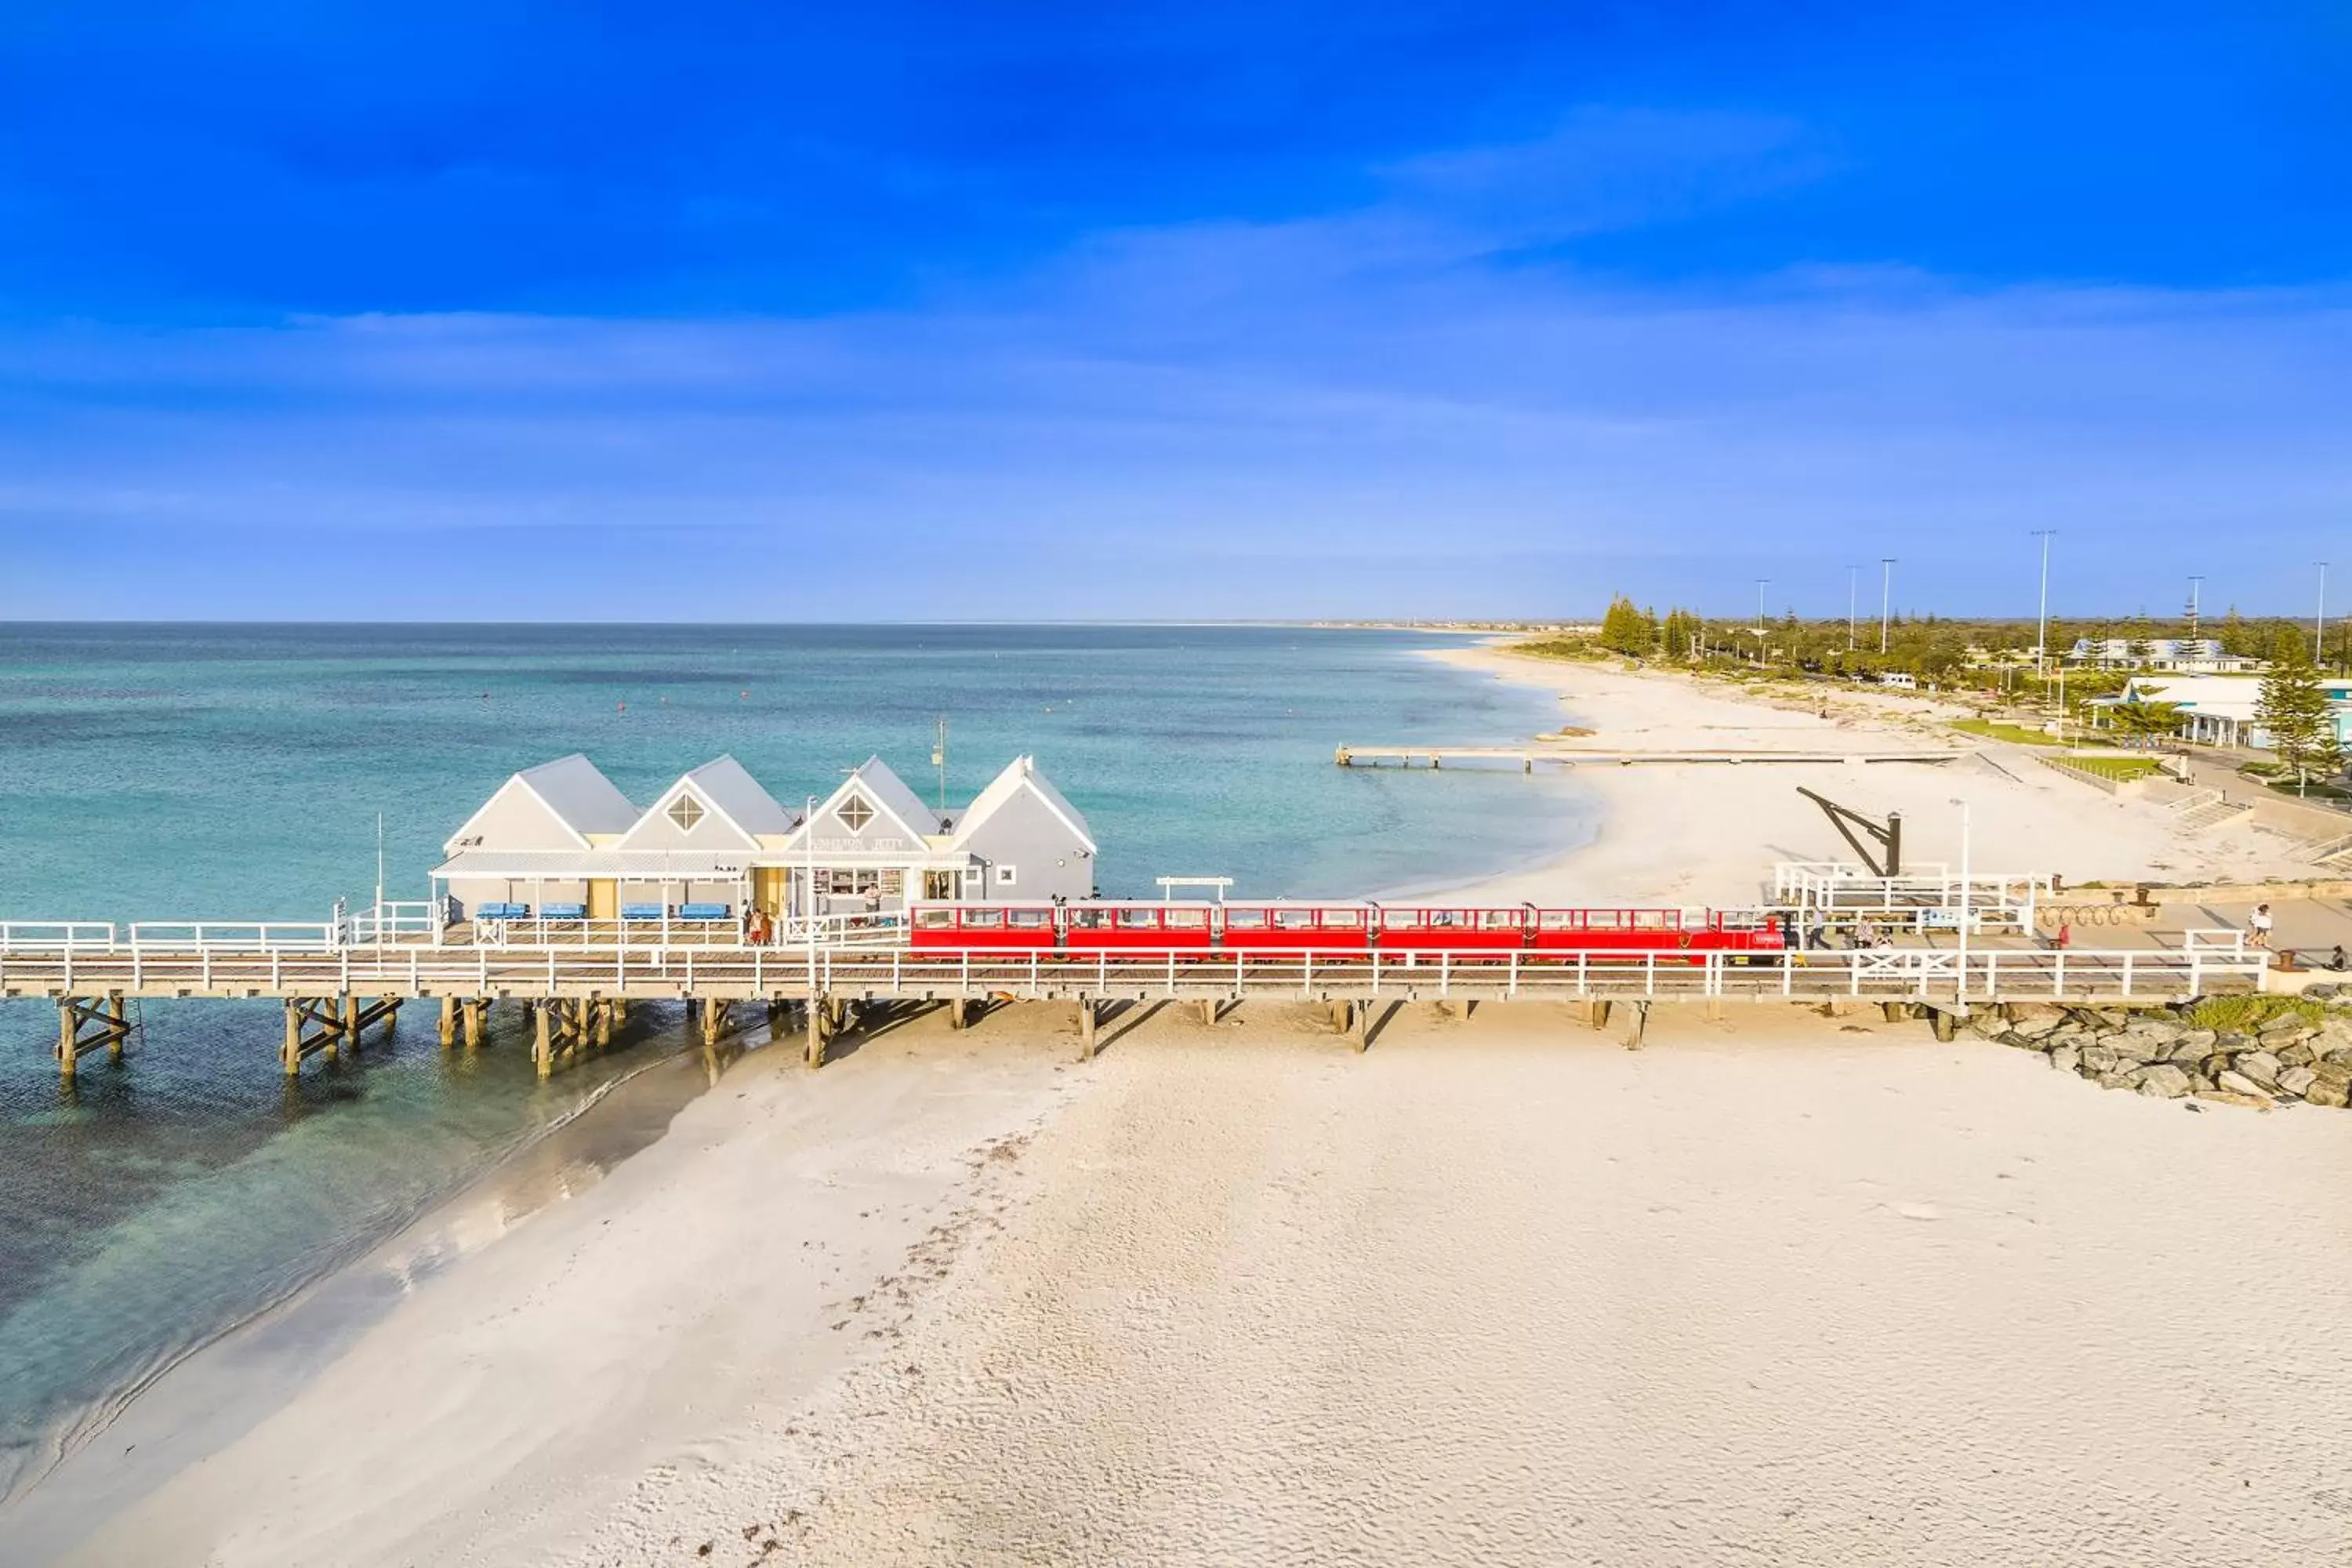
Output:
(1535, 597), (2352, 737)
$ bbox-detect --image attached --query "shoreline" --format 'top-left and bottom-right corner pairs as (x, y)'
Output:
(15, 638), (2352, 1566)
(0, 1028), (733, 1559)
(0, 625), (1566, 1553)
(1424, 637), (2304, 906)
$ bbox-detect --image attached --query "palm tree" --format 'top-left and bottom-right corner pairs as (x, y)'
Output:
(2107, 699), (2187, 747)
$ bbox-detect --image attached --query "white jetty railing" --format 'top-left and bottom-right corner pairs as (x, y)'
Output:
(1773, 861), (2056, 929)
(0, 935), (2269, 1006)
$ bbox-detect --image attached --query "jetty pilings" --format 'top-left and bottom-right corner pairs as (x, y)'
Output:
(278, 995), (399, 1075)
(56, 995), (132, 1080)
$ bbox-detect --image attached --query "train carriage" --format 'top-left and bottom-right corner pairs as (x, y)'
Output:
(907, 901), (1060, 950)
(1218, 904), (1374, 952)
(1527, 907), (1784, 959)
(1372, 906), (1530, 953)
(1063, 901), (1216, 952)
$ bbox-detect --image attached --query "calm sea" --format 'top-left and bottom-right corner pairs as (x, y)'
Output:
(0, 622), (1592, 1501)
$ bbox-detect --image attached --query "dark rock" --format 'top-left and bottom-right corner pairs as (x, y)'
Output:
(2236, 1051), (2285, 1091)
(2132, 1064), (2193, 1098)
(2306, 1062), (2352, 1109)
(2278, 1042), (2317, 1070)
(2216, 1069), (2270, 1101)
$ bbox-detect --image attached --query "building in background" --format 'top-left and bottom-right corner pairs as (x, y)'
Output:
(2064, 637), (2265, 673)
(2087, 673), (2352, 750)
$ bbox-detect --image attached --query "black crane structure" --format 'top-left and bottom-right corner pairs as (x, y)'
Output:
(1795, 787), (1902, 878)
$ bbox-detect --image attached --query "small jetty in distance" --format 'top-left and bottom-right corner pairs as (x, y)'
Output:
(1334, 742), (1972, 771)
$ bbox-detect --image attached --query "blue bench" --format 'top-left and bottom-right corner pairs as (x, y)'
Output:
(621, 903), (668, 921)
(679, 902), (731, 921)
(475, 902), (530, 921)
(540, 902), (587, 920)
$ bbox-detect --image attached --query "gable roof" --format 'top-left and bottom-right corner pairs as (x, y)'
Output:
(953, 755), (1097, 854)
(795, 755), (942, 847)
(851, 754), (945, 837)
(445, 753), (637, 853)
(624, 754), (795, 847)
(677, 755), (797, 836)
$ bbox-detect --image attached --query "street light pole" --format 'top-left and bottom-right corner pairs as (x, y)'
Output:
(2031, 529), (2055, 679)
(1755, 578), (1769, 637)
(2318, 562), (2331, 666)
(1879, 558), (1896, 654)
(1951, 797), (1972, 1003)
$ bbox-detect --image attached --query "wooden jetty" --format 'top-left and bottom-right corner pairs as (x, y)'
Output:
(1334, 744), (1972, 771)
(2, 912), (2267, 1080)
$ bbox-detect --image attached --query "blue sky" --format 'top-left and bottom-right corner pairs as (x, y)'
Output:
(2, 2), (2347, 620)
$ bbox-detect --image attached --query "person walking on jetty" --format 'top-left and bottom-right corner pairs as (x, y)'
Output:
(2248, 903), (2274, 950)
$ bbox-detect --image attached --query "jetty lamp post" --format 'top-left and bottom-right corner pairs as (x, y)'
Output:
(804, 794), (818, 969)
(1879, 558), (1896, 654)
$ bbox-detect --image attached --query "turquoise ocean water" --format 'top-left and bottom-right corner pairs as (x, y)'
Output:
(0, 623), (1592, 1501)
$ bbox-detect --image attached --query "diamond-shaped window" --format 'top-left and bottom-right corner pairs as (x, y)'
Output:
(667, 794), (706, 832)
(838, 794), (874, 833)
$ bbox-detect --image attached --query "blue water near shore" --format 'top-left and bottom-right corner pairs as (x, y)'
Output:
(0, 622), (1591, 1500)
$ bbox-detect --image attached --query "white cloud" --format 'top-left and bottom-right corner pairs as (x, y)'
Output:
(2, 117), (2348, 619)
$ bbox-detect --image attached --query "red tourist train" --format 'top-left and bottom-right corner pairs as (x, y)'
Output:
(908, 901), (1785, 958)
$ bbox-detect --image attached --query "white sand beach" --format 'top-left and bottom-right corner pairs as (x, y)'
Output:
(21, 647), (2352, 1568)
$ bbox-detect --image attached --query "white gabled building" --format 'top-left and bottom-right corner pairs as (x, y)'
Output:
(950, 755), (1098, 902)
(781, 756), (959, 916)
(607, 755), (798, 916)
(434, 750), (1100, 924)
(435, 754), (640, 916)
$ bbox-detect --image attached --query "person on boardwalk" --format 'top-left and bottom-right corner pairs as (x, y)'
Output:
(2248, 903), (2274, 950)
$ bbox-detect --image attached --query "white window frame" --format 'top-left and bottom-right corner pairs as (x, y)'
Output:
(996, 865), (1018, 887)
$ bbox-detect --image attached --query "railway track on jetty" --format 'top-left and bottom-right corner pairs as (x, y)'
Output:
(3, 924), (2268, 1083)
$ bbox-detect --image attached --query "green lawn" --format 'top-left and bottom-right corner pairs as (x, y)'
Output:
(2065, 755), (2164, 783)
(1951, 717), (2065, 746)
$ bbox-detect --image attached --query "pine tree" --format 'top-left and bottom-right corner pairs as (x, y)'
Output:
(2220, 606), (2256, 658)
(1598, 594), (1649, 657)
(2258, 630), (2343, 787)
